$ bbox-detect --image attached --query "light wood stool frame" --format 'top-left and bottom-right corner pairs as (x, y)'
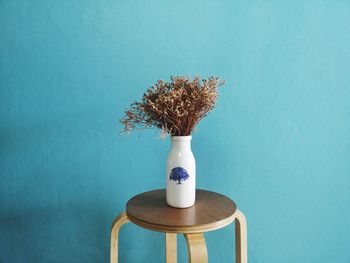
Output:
(110, 209), (247, 263)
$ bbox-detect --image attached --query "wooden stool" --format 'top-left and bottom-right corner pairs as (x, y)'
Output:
(110, 189), (247, 263)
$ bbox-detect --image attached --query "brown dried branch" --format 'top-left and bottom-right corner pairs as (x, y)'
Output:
(120, 76), (225, 136)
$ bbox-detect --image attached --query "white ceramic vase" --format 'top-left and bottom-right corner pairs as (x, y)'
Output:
(166, 136), (196, 208)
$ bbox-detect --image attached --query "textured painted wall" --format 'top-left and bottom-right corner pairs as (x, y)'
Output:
(1, 0), (350, 262)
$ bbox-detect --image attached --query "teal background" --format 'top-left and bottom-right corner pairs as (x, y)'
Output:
(1, 0), (350, 262)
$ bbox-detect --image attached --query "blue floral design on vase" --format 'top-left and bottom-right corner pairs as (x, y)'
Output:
(169, 167), (190, 184)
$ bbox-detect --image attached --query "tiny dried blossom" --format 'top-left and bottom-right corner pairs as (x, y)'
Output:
(120, 76), (225, 136)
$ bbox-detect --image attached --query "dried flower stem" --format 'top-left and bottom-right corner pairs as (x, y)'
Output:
(120, 76), (225, 136)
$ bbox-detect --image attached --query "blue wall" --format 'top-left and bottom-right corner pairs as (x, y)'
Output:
(1, 1), (350, 262)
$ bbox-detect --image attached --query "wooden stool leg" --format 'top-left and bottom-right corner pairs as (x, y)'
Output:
(110, 212), (130, 263)
(184, 233), (208, 263)
(166, 233), (177, 263)
(235, 210), (247, 263)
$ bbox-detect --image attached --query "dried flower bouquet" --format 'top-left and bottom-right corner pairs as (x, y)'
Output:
(120, 76), (225, 136)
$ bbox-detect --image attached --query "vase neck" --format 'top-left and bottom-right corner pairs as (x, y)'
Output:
(171, 136), (192, 151)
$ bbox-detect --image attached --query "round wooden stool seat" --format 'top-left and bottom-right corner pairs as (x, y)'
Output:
(126, 189), (237, 233)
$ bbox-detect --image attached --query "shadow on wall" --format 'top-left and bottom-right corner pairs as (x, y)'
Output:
(0, 201), (114, 262)
(0, 106), (130, 262)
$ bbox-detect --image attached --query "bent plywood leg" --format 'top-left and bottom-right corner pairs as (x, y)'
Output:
(184, 233), (208, 263)
(235, 210), (247, 263)
(110, 212), (130, 263)
(166, 233), (177, 263)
